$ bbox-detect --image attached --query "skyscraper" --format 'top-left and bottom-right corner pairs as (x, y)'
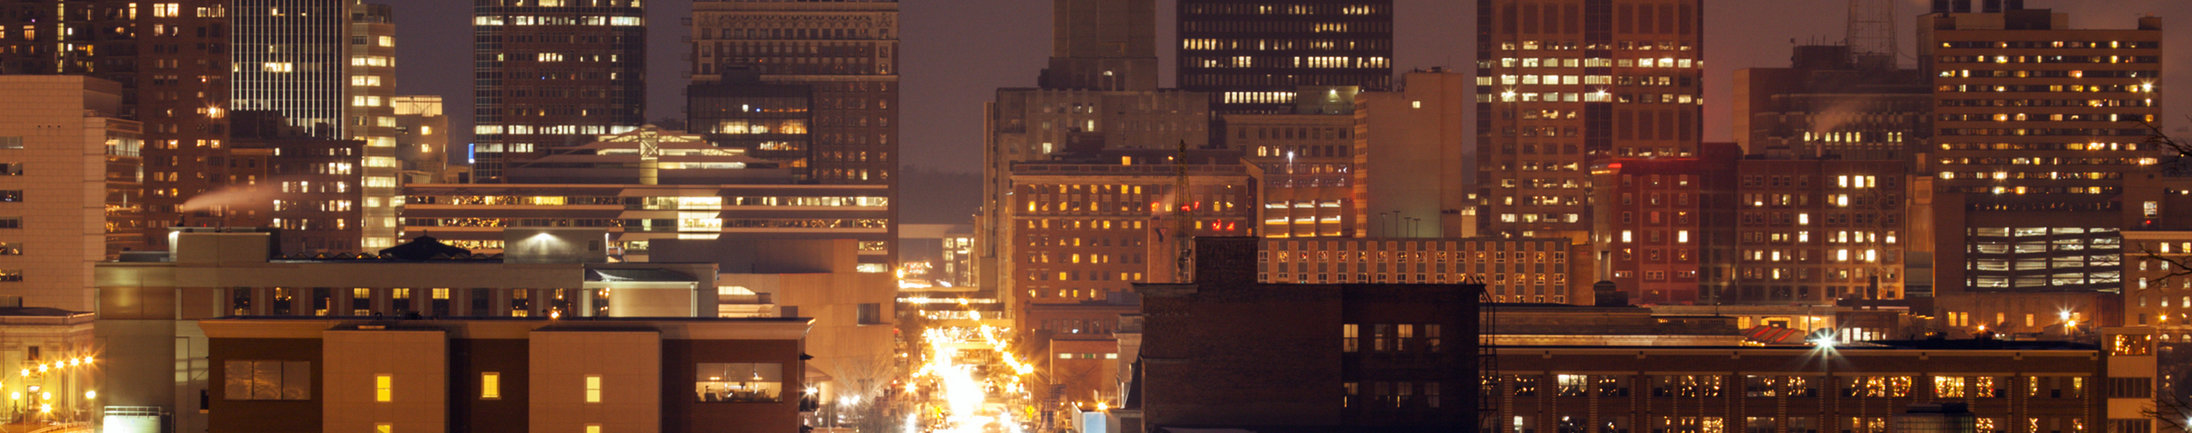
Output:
(348, 1), (398, 249)
(227, 0), (400, 250)
(1176, 0), (1394, 115)
(1921, 6), (2162, 313)
(1476, 0), (1704, 240)
(690, 0), (900, 266)
(231, 0), (348, 137)
(471, 0), (645, 182)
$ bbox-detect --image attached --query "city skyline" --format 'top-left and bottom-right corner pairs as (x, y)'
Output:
(369, 0), (2192, 181)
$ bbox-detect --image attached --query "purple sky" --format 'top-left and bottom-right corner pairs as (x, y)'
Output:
(385, 0), (2192, 175)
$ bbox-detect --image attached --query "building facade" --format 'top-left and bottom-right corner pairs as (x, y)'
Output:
(1176, 0), (1395, 115)
(1354, 70), (1472, 238)
(346, 1), (399, 249)
(1137, 237), (1480, 431)
(1733, 44), (1931, 161)
(1258, 237), (1584, 304)
(201, 317), (809, 433)
(1005, 156), (1254, 313)
(470, 0), (645, 181)
(1592, 143), (1737, 305)
(1477, 0), (1705, 238)
(1924, 8), (2161, 329)
(1489, 342), (2108, 433)
(689, 0), (897, 187)
(393, 95), (453, 183)
(1732, 158), (1911, 304)
(0, 76), (141, 311)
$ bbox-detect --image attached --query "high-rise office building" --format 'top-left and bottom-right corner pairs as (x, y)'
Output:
(139, 0), (233, 248)
(1177, 0), (1394, 115)
(471, 0), (645, 182)
(690, 0), (899, 267)
(690, 0), (897, 186)
(1921, 6), (2161, 311)
(1476, 0), (1704, 240)
(347, 1), (399, 249)
(0, 76), (143, 311)
(231, 0), (348, 137)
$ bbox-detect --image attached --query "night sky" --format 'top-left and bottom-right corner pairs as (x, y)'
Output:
(382, 0), (2192, 203)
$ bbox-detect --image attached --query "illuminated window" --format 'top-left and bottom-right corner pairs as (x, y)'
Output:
(585, 375), (602, 403)
(376, 424), (391, 433)
(375, 374), (392, 402)
(481, 372), (501, 399)
(586, 425), (601, 433)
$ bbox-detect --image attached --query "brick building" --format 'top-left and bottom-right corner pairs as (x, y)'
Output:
(1592, 143), (1739, 305)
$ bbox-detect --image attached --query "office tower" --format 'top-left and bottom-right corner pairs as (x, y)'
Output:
(1731, 158), (1909, 304)
(690, 0), (899, 267)
(140, 0), (232, 248)
(1476, 0), (1705, 239)
(981, 0), (1210, 318)
(690, 0), (897, 185)
(472, 0), (645, 182)
(231, 0), (348, 137)
(1045, 0), (1157, 91)
(1353, 70), (1472, 238)
(1734, 45), (1930, 161)
(1594, 142), (1737, 305)
(0, 76), (142, 311)
(688, 76), (813, 168)
(1177, 0), (1394, 115)
(0, 1), (133, 76)
(347, 1), (398, 249)
(1921, 7), (2161, 318)
(392, 95), (452, 182)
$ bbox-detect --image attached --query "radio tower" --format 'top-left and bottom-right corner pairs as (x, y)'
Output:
(1846, 0), (1898, 69)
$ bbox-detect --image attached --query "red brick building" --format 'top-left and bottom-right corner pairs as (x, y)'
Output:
(1593, 143), (1739, 305)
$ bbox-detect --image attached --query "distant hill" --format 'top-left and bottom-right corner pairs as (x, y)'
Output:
(899, 167), (981, 225)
